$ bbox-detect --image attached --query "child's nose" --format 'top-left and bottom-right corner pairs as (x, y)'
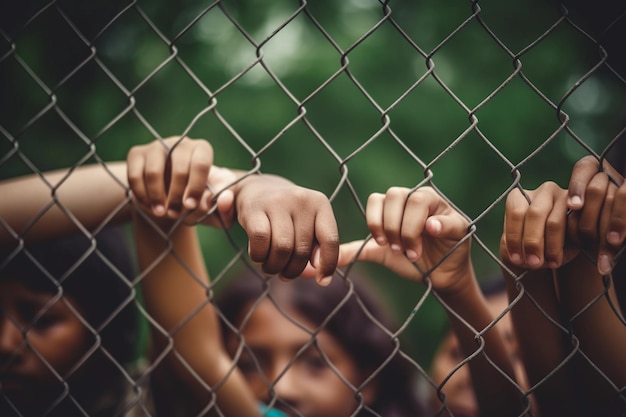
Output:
(272, 364), (303, 406)
(0, 316), (24, 362)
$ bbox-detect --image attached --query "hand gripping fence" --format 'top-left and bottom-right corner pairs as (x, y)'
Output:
(0, 1), (625, 416)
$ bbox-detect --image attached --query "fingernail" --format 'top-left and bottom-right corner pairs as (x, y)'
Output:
(375, 236), (386, 246)
(569, 195), (583, 207)
(406, 249), (418, 261)
(153, 205), (166, 216)
(184, 198), (197, 209)
(569, 195), (583, 208)
(429, 218), (442, 234)
(167, 209), (179, 218)
(391, 244), (402, 253)
(598, 255), (612, 275)
(607, 231), (621, 246)
(547, 261), (559, 270)
(510, 253), (521, 264)
(526, 254), (541, 267)
(318, 275), (333, 287)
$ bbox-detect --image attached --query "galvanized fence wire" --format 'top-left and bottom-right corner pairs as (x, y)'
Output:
(1, 0), (625, 416)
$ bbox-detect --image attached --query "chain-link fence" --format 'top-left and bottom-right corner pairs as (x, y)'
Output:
(1, 0), (625, 416)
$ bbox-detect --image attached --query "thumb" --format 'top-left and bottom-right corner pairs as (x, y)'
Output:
(216, 189), (235, 221)
(425, 214), (469, 241)
(300, 261), (318, 279)
(338, 239), (385, 266)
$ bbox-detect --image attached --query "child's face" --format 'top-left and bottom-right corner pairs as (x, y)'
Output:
(0, 280), (91, 411)
(226, 298), (371, 417)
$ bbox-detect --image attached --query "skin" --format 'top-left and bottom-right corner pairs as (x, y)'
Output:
(127, 137), (339, 285)
(430, 292), (531, 417)
(0, 281), (90, 414)
(1, 137), (339, 286)
(127, 137), (342, 415)
(500, 156), (626, 415)
(0, 136), (341, 416)
(304, 186), (524, 416)
(566, 155), (626, 274)
(225, 299), (372, 417)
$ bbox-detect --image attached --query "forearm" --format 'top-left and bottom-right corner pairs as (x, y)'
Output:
(558, 254), (626, 412)
(439, 272), (522, 417)
(0, 162), (131, 246)
(503, 266), (574, 416)
(133, 213), (259, 417)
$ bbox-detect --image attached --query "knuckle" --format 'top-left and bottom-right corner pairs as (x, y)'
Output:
(578, 224), (597, 238)
(545, 217), (562, 234)
(406, 190), (425, 205)
(195, 159), (212, 174)
(386, 186), (409, 198)
(507, 207), (526, 223)
(284, 187), (316, 207)
(615, 186), (626, 201)
(506, 232), (522, 246)
(272, 239), (294, 257)
(367, 192), (384, 204)
(586, 178), (608, 198)
(144, 168), (161, 183)
(544, 245), (561, 260)
(291, 245), (312, 262)
(126, 146), (141, 160)
(249, 228), (271, 246)
(170, 166), (189, 184)
(127, 175), (141, 189)
(319, 232), (340, 251)
(523, 237), (542, 252)
(525, 205), (544, 221)
(539, 181), (558, 192)
(400, 229), (417, 246)
(575, 155), (599, 171)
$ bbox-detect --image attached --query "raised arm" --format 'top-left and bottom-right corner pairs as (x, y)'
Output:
(126, 137), (340, 416)
(501, 155), (626, 416)
(328, 186), (523, 417)
(0, 162), (131, 246)
(561, 156), (626, 413)
(499, 182), (576, 416)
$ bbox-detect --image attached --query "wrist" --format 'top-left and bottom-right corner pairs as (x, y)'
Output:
(433, 262), (479, 301)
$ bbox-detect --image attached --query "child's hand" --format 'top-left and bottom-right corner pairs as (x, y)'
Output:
(234, 174), (339, 286)
(567, 155), (626, 274)
(500, 181), (577, 271)
(126, 136), (236, 228)
(328, 187), (472, 295)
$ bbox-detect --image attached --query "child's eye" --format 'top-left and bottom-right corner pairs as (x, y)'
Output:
(301, 353), (327, 372)
(238, 354), (259, 376)
(451, 346), (464, 362)
(16, 303), (64, 331)
(32, 313), (63, 330)
(14, 307), (41, 328)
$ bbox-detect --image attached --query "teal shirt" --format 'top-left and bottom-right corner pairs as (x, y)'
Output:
(259, 404), (288, 417)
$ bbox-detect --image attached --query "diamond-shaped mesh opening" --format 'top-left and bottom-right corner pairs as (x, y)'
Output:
(1, 1), (625, 416)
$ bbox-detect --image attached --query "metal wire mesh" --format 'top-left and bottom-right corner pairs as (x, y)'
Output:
(1, 0), (625, 416)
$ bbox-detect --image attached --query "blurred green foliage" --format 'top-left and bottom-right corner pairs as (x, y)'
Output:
(1, 0), (624, 366)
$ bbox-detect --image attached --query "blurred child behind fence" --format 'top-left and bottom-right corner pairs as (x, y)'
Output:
(129, 138), (529, 417)
(0, 228), (141, 416)
(1, 136), (340, 416)
(428, 276), (532, 417)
